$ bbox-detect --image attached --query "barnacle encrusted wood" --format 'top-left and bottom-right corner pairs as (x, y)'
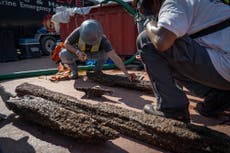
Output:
(75, 86), (113, 98)
(87, 71), (152, 92)
(7, 96), (119, 143)
(9, 83), (230, 153)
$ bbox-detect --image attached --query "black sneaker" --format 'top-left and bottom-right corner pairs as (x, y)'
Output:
(196, 101), (230, 117)
(195, 90), (230, 117)
(143, 104), (190, 123)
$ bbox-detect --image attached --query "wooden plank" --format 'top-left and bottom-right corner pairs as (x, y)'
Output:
(87, 71), (153, 92)
(7, 95), (119, 143)
(6, 83), (230, 153)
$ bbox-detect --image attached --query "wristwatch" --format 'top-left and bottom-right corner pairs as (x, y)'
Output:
(143, 18), (151, 28)
(143, 16), (157, 28)
(75, 49), (80, 56)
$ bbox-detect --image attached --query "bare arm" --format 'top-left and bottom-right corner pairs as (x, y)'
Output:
(145, 21), (177, 51)
(107, 50), (129, 75)
(64, 40), (79, 54)
(107, 50), (136, 81)
(64, 40), (87, 62)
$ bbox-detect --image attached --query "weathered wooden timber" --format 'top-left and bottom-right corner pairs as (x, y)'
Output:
(7, 96), (119, 143)
(75, 86), (113, 98)
(7, 83), (230, 153)
(87, 71), (153, 92)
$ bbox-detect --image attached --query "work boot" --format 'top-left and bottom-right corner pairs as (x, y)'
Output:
(69, 71), (78, 79)
(143, 104), (190, 123)
(68, 63), (78, 79)
(195, 90), (230, 117)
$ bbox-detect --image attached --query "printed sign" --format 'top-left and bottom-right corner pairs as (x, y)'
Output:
(0, 0), (79, 13)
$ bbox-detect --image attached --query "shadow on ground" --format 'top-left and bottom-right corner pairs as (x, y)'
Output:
(0, 136), (35, 153)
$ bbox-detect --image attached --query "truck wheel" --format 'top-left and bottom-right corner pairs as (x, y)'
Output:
(41, 36), (56, 55)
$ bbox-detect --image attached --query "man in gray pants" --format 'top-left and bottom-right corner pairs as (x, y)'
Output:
(136, 0), (230, 123)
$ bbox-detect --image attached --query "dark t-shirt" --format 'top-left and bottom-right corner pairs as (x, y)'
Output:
(66, 27), (113, 52)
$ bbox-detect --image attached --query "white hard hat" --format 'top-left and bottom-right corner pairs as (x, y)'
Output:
(79, 19), (103, 45)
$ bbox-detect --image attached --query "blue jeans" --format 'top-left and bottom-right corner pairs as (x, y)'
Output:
(59, 49), (107, 73)
(136, 31), (230, 110)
